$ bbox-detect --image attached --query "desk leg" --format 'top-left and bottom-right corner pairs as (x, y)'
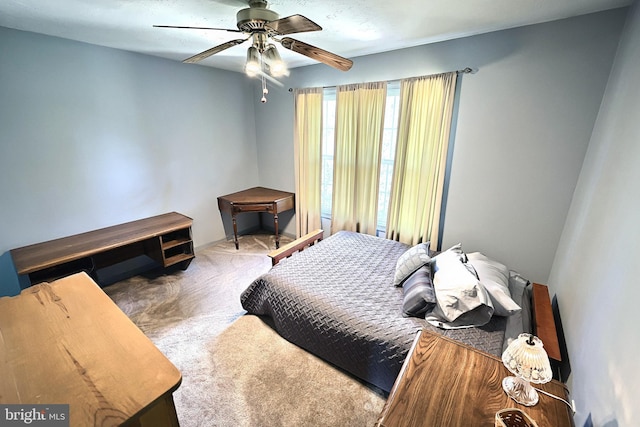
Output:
(136, 392), (180, 427)
(274, 213), (280, 249)
(232, 214), (239, 250)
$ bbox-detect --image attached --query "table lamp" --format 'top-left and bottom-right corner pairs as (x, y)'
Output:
(501, 333), (553, 406)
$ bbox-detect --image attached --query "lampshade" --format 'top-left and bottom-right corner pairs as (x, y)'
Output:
(501, 333), (552, 406)
(263, 44), (287, 77)
(245, 46), (261, 77)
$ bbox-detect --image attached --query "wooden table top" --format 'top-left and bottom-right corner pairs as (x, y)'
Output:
(377, 329), (574, 427)
(10, 212), (192, 275)
(0, 273), (182, 427)
(217, 186), (294, 205)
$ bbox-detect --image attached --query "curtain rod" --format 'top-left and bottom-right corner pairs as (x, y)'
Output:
(288, 66), (476, 92)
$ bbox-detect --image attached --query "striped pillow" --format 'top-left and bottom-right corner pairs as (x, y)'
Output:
(402, 265), (437, 317)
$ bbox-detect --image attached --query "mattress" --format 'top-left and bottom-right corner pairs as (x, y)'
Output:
(240, 231), (507, 392)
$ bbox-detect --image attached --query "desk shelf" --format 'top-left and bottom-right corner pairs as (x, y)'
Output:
(159, 227), (194, 269)
(164, 252), (195, 268)
(162, 236), (192, 250)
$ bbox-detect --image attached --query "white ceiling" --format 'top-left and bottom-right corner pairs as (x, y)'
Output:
(0, 0), (632, 73)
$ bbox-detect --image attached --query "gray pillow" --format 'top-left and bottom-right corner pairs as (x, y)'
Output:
(393, 242), (432, 286)
(503, 271), (532, 352)
(402, 265), (436, 317)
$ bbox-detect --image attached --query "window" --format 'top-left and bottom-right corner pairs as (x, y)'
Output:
(320, 82), (401, 233)
(320, 88), (336, 220)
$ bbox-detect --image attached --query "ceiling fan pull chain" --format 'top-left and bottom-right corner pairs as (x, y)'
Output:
(261, 56), (268, 103)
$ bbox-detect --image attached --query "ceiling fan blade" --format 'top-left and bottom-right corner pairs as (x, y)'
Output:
(280, 37), (353, 71)
(265, 15), (322, 35)
(154, 25), (242, 33)
(183, 38), (248, 63)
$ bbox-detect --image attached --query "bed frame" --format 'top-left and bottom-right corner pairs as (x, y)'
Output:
(267, 229), (324, 266)
(267, 229), (564, 377)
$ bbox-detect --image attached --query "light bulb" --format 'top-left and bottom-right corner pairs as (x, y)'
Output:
(245, 46), (261, 77)
(269, 61), (286, 77)
(263, 44), (287, 77)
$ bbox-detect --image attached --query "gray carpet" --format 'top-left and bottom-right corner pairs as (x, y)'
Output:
(103, 233), (387, 427)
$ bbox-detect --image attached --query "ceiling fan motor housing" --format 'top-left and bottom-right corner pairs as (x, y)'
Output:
(236, 1), (279, 33)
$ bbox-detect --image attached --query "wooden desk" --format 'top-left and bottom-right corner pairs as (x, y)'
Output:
(376, 330), (574, 427)
(11, 212), (194, 285)
(217, 187), (295, 249)
(0, 273), (182, 427)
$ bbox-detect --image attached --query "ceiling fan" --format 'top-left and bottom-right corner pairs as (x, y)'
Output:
(154, 0), (353, 74)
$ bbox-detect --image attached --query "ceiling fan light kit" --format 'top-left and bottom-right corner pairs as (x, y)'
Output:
(154, 0), (353, 103)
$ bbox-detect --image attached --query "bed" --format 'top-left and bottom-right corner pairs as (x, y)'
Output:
(240, 230), (557, 392)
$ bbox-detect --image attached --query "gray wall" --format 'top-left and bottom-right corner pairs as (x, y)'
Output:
(549, 3), (640, 426)
(254, 9), (627, 283)
(0, 27), (260, 296)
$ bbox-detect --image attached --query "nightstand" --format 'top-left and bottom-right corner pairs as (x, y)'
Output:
(376, 329), (575, 427)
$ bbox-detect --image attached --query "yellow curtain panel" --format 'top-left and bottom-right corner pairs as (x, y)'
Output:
(293, 87), (323, 237)
(386, 72), (458, 248)
(331, 81), (387, 235)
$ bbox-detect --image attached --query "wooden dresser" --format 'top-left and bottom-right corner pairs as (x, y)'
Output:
(0, 273), (182, 426)
(376, 329), (575, 427)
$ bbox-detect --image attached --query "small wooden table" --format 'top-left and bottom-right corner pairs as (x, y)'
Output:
(376, 330), (575, 427)
(217, 187), (295, 249)
(0, 273), (182, 427)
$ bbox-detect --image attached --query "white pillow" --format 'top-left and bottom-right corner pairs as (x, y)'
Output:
(426, 251), (494, 329)
(467, 252), (521, 317)
(431, 243), (478, 278)
(431, 243), (466, 263)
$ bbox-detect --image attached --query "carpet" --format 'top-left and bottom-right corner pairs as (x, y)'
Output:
(103, 233), (387, 426)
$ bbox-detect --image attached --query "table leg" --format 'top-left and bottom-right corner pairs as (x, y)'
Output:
(232, 214), (239, 250)
(274, 213), (280, 249)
